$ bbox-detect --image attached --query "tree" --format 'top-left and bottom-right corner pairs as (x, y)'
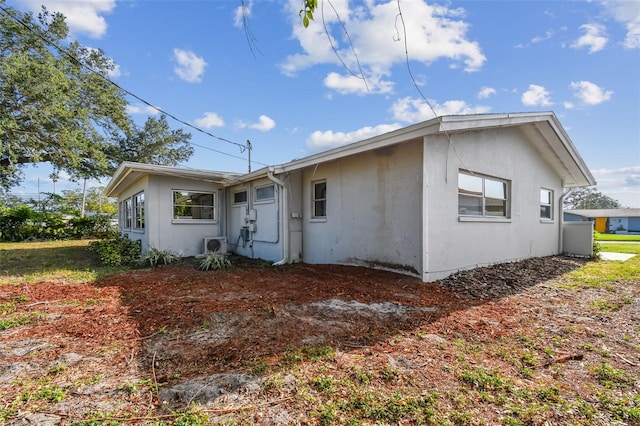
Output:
(564, 187), (622, 209)
(0, 4), (193, 188)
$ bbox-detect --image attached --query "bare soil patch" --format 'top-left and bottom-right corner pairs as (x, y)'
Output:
(1, 255), (638, 425)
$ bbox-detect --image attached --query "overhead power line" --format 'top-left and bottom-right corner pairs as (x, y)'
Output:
(0, 4), (258, 163)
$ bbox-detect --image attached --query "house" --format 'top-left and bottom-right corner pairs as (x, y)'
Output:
(564, 209), (640, 234)
(104, 112), (596, 281)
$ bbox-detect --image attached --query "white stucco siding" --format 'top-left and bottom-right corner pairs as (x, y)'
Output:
(147, 175), (222, 257)
(302, 141), (423, 275)
(117, 176), (149, 252)
(424, 128), (564, 281)
(226, 178), (283, 262)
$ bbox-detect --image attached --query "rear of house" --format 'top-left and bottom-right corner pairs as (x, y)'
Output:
(105, 112), (596, 281)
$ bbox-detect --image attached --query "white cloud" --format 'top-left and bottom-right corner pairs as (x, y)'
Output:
(282, 0), (485, 94)
(521, 84), (553, 107)
(250, 115), (275, 132)
(306, 124), (401, 151)
(569, 80), (613, 105)
(477, 86), (496, 99)
(233, 0), (252, 28)
(237, 115), (276, 132)
(531, 29), (555, 44)
(194, 112), (225, 128)
(591, 166), (640, 176)
(18, 0), (116, 38)
(601, 0), (640, 49)
(590, 165), (640, 207)
(173, 48), (207, 83)
(571, 23), (608, 53)
(391, 97), (491, 123)
(323, 71), (394, 95)
(126, 104), (159, 116)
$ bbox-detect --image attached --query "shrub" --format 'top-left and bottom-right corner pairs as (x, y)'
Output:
(88, 234), (141, 266)
(199, 253), (232, 271)
(139, 247), (181, 267)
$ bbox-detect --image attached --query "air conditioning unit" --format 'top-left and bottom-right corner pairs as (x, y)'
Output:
(203, 236), (227, 254)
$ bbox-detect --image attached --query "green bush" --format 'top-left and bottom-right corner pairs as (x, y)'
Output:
(88, 234), (141, 266)
(139, 247), (181, 267)
(199, 253), (232, 271)
(0, 205), (117, 242)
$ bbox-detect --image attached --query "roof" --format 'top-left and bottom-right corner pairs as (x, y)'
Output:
(104, 162), (241, 197)
(230, 112), (595, 188)
(565, 208), (640, 218)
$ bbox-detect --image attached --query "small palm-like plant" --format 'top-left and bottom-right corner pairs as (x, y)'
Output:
(139, 247), (180, 267)
(199, 253), (232, 271)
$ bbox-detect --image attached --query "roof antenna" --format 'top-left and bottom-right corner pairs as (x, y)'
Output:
(246, 140), (252, 173)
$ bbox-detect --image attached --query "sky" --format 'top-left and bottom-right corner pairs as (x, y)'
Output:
(5, 0), (640, 208)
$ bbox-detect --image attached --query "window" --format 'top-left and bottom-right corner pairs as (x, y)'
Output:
(458, 171), (509, 217)
(133, 192), (145, 229)
(233, 190), (247, 204)
(540, 188), (553, 220)
(123, 198), (132, 228)
(312, 180), (327, 218)
(255, 184), (275, 201)
(173, 190), (215, 220)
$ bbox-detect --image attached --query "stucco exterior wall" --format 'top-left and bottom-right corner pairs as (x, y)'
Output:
(145, 175), (223, 257)
(423, 128), (564, 281)
(226, 177), (283, 262)
(118, 176), (149, 252)
(300, 141), (423, 275)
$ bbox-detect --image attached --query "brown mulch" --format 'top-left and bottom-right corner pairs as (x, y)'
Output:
(1, 254), (638, 425)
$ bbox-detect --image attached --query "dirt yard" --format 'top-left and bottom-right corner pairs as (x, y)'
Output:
(1, 254), (638, 425)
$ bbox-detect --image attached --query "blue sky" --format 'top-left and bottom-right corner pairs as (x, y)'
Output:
(7, 0), (640, 207)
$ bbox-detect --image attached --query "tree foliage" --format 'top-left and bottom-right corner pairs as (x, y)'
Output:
(0, 4), (193, 188)
(299, 0), (318, 28)
(564, 187), (622, 210)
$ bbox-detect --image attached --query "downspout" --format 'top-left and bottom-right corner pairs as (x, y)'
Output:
(558, 188), (574, 254)
(267, 167), (288, 265)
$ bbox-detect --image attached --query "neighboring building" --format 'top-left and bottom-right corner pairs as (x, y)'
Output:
(105, 112), (596, 281)
(564, 209), (640, 234)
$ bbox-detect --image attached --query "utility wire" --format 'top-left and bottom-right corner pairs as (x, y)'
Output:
(0, 4), (249, 155)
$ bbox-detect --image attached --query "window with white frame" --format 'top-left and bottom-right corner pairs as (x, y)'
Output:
(458, 171), (509, 217)
(312, 180), (327, 218)
(540, 188), (553, 220)
(233, 190), (247, 204)
(123, 198), (133, 228)
(255, 184), (275, 202)
(172, 190), (215, 220)
(133, 192), (145, 229)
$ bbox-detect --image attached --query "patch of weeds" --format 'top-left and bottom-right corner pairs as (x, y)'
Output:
(592, 298), (622, 312)
(517, 335), (536, 349)
(117, 378), (153, 395)
(261, 373), (284, 395)
(48, 363), (67, 375)
(311, 374), (337, 394)
(244, 359), (268, 375)
(448, 410), (474, 425)
(459, 366), (508, 391)
(535, 386), (562, 403)
(70, 410), (126, 425)
(139, 247), (181, 267)
(314, 402), (338, 426)
(597, 392), (640, 423)
(380, 364), (401, 382)
(283, 345), (335, 365)
(34, 385), (65, 403)
(0, 311), (41, 330)
(172, 404), (210, 426)
(350, 366), (373, 385)
(592, 362), (635, 389)
(199, 253), (231, 271)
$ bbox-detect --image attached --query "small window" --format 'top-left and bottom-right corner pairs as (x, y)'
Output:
(233, 190), (247, 204)
(312, 180), (327, 218)
(540, 188), (553, 220)
(123, 198), (133, 228)
(458, 171), (509, 217)
(255, 184), (275, 201)
(133, 192), (145, 229)
(173, 190), (215, 220)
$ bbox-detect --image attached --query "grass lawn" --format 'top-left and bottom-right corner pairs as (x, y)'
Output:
(598, 241), (640, 255)
(0, 240), (129, 285)
(595, 232), (640, 242)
